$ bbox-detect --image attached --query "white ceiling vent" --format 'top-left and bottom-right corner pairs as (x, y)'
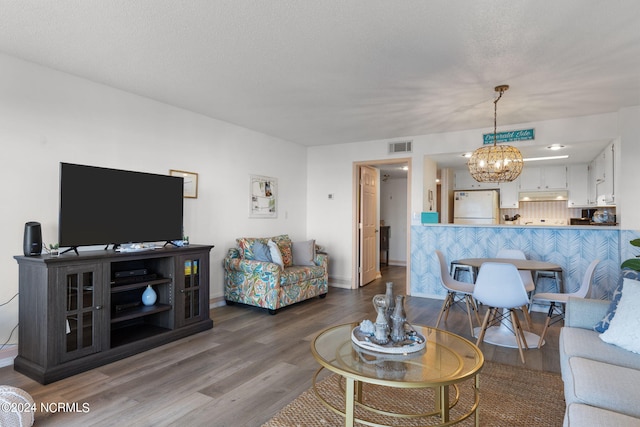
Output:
(388, 140), (413, 154)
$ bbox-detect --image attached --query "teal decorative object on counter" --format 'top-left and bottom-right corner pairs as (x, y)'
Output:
(421, 212), (439, 224)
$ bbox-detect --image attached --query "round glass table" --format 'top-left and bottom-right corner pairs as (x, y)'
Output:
(311, 323), (484, 426)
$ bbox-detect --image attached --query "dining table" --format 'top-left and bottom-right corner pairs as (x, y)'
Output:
(453, 257), (564, 349)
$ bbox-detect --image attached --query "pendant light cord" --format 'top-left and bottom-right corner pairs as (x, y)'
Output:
(493, 88), (505, 147)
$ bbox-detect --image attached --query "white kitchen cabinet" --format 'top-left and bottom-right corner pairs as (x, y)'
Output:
(519, 166), (567, 190)
(587, 161), (597, 206)
(544, 166), (568, 189)
(499, 179), (519, 208)
(454, 170), (474, 189)
(592, 150), (605, 184)
(454, 170), (499, 190)
(567, 164), (590, 207)
(518, 167), (542, 190)
(595, 142), (615, 204)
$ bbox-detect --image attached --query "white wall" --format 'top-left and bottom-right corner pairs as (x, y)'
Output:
(0, 53), (309, 343)
(423, 156), (438, 212)
(618, 106), (640, 229)
(307, 111), (634, 288)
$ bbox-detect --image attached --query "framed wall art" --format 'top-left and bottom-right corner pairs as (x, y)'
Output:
(170, 169), (198, 198)
(249, 175), (277, 218)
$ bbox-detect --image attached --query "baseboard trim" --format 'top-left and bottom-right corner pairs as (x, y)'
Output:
(0, 345), (17, 368)
(209, 296), (226, 309)
(410, 292), (446, 300)
(329, 276), (351, 289)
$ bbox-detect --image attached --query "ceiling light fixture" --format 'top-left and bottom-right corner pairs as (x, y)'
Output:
(546, 144), (565, 151)
(467, 85), (523, 183)
(523, 155), (569, 162)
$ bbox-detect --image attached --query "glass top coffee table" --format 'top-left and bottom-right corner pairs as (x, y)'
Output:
(311, 323), (484, 426)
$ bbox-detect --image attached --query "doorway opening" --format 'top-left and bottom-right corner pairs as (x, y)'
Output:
(353, 158), (411, 294)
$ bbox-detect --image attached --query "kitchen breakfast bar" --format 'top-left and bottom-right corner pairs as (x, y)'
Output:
(410, 223), (636, 303)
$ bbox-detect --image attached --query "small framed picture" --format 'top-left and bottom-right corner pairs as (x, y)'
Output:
(170, 170), (198, 198)
(249, 175), (277, 218)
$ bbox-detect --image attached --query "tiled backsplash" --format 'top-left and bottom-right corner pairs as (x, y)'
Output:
(500, 201), (616, 223)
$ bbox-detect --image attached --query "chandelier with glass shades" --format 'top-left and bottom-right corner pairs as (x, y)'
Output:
(467, 85), (523, 183)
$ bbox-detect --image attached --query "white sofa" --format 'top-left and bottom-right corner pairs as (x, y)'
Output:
(560, 297), (640, 426)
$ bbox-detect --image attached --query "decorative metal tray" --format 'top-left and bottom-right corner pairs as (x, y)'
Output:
(351, 325), (426, 354)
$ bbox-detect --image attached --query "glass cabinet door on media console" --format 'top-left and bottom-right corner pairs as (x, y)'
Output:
(176, 254), (208, 326)
(57, 263), (107, 362)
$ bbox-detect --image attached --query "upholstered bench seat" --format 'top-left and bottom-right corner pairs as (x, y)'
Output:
(560, 289), (640, 426)
(560, 326), (640, 375)
(565, 403), (640, 427)
(564, 357), (640, 419)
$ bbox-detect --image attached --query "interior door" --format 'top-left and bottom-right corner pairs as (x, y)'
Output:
(359, 165), (378, 286)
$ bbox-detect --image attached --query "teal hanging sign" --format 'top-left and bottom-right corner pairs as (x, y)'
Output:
(483, 128), (535, 144)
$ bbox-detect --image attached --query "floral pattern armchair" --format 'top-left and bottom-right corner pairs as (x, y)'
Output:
(223, 235), (328, 314)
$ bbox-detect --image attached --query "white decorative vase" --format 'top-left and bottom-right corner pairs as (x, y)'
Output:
(142, 285), (157, 306)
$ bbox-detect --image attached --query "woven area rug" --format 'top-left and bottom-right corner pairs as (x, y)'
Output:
(263, 361), (565, 426)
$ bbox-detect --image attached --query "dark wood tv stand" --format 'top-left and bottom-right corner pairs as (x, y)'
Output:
(13, 244), (214, 384)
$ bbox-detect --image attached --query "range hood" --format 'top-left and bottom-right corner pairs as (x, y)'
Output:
(518, 190), (569, 202)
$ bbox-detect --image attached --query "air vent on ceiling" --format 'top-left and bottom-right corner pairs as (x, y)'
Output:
(388, 140), (412, 154)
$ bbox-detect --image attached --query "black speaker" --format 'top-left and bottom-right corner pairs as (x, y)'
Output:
(23, 221), (42, 256)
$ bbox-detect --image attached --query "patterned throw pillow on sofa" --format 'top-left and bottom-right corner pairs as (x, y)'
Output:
(236, 237), (266, 260)
(594, 269), (640, 333)
(272, 234), (293, 267)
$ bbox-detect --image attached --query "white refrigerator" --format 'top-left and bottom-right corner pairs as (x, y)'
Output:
(453, 190), (500, 225)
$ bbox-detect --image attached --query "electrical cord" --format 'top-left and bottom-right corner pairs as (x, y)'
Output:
(0, 324), (18, 351)
(0, 292), (18, 307)
(0, 292), (19, 351)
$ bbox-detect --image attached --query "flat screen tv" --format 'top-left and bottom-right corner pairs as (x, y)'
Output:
(59, 163), (184, 250)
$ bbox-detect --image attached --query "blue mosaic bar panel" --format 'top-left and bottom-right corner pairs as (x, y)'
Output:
(411, 225), (640, 301)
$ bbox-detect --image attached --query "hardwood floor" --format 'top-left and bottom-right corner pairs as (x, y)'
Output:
(1, 266), (561, 426)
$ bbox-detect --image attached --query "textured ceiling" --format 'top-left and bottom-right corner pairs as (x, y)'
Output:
(1, 0), (639, 149)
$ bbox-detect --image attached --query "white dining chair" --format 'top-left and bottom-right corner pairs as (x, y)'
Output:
(473, 262), (531, 364)
(434, 251), (481, 337)
(495, 249), (535, 328)
(532, 259), (600, 348)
